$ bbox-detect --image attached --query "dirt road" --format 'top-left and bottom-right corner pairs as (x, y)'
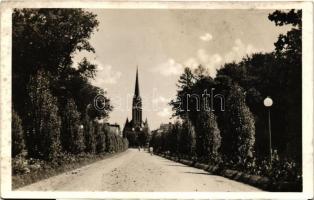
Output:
(18, 149), (261, 191)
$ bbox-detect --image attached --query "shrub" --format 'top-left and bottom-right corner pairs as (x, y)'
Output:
(104, 126), (115, 153)
(60, 98), (85, 154)
(123, 138), (129, 150)
(179, 119), (196, 156)
(225, 84), (255, 166)
(83, 117), (96, 153)
(95, 123), (106, 154)
(12, 109), (26, 157)
(195, 111), (221, 163)
(12, 155), (30, 175)
(26, 70), (62, 160)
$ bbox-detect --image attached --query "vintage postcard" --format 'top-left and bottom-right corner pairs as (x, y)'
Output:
(0, 0), (313, 199)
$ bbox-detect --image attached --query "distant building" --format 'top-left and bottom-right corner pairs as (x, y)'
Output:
(104, 123), (122, 137)
(123, 68), (150, 147)
(159, 122), (173, 133)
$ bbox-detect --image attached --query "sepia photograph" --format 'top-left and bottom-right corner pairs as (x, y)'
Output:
(0, 1), (313, 199)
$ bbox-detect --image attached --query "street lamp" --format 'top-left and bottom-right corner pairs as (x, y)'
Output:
(263, 96), (273, 165)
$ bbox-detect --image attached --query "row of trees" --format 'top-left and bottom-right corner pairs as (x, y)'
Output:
(151, 80), (255, 167)
(150, 10), (302, 172)
(12, 9), (128, 164)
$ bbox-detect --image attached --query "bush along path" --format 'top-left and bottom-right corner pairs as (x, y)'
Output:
(155, 152), (302, 192)
(12, 149), (128, 190)
(12, 122), (128, 189)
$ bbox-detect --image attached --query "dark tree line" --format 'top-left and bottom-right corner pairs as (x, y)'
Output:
(150, 10), (302, 182)
(11, 9), (128, 169)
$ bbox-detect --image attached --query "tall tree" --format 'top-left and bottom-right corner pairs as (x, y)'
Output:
(83, 113), (96, 154)
(12, 9), (113, 143)
(225, 84), (255, 165)
(95, 123), (106, 154)
(195, 111), (221, 163)
(170, 67), (196, 119)
(179, 118), (196, 157)
(12, 9), (114, 159)
(268, 9), (302, 161)
(60, 98), (85, 154)
(26, 70), (61, 160)
(12, 9), (99, 118)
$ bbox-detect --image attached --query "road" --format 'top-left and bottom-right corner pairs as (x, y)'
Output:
(18, 149), (261, 192)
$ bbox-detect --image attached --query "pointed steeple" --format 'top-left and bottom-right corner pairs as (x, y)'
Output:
(134, 66), (140, 97)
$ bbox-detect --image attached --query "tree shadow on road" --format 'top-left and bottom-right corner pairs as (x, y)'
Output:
(183, 171), (212, 175)
(166, 164), (191, 167)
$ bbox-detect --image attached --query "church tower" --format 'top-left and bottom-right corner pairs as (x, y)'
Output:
(132, 67), (142, 129)
(123, 67), (150, 147)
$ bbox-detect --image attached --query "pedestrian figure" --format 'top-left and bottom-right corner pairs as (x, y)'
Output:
(138, 146), (140, 151)
(149, 146), (153, 155)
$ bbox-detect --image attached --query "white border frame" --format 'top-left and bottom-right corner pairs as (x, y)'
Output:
(1, 1), (313, 199)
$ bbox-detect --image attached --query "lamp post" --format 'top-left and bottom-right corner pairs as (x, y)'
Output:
(263, 96), (273, 165)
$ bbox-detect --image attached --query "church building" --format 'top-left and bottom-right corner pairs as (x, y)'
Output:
(123, 68), (150, 147)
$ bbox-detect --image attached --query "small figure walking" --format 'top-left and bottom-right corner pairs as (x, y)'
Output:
(138, 146), (140, 151)
(149, 146), (153, 155)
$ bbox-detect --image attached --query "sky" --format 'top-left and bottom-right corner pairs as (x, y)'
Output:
(73, 9), (290, 130)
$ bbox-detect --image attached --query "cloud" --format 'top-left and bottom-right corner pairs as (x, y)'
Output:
(184, 58), (199, 69)
(152, 96), (170, 104)
(155, 39), (261, 78)
(197, 49), (223, 68)
(157, 107), (171, 118)
(183, 39), (261, 77)
(97, 64), (104, 71)
(184, 49), (223, 77)
(154, 58), (184, 76)
(92, 63), (122, 86)
(224, 38), (260, 63)
(200, 33), (213, 42)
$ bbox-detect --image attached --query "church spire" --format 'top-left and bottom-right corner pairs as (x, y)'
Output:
(134, 66), (140, 97)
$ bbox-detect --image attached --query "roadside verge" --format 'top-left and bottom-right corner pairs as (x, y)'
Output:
(155, 152), (301, 192)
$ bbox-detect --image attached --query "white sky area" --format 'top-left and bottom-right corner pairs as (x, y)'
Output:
(72, 9), (290, 130)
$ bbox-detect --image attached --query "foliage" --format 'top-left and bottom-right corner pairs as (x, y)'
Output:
(225, 84), (255, 165)
(150, 119), (196, 157)
(12, 9), (98, 76)
(269, 9), (302, 161)
(12, 9), (102, 123)
(181, 119), (196, 156)
(60, 98), (85, 154)
(195, 111), (221, 164)
(83, 115), (96, 153)
(168, 121), (181, 154)
(12, 154), (30, 175)
(26, 70), (62, 160)
(169, 67), (196, 119)
(11, 9), (122, 178)
(104, 125), (115, 153)
(12, 110), (26, 157)
(268, 9), (301, 55)
(214, 9), (302, 161)
(94, 123), (105, 154)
